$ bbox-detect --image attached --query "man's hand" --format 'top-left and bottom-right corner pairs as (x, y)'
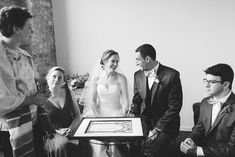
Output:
(23, 92), (47, 106)
(146, 128), (160, 144)
(129, 103), (140, 115)
(180, 138), (197, 155)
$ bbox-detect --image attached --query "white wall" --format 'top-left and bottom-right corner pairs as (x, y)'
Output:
(52, 0), (235, 131)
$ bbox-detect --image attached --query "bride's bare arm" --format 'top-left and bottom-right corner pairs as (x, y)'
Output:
(118, 74), (129, 116)
(69, 88), (82, 133)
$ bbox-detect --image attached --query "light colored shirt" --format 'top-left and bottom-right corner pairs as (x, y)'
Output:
(0, 40), (38, 130)
(211, 101), (222, 126)
(145, 62), (159, 89)
(211, 92), (231, 126)
(197, 91), (232, 156)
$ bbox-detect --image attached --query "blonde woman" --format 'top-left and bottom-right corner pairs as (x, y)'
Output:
(44, 66), (82, 157)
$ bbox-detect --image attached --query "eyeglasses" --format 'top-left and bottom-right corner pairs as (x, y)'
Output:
(203, 79), (222, 86)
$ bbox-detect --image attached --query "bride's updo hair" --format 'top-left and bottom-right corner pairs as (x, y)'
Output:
(100, 49), (119, 69)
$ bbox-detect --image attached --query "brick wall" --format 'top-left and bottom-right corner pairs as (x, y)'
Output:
(0, 0), (57, 77)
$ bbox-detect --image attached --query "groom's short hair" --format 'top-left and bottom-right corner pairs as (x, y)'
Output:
(135, 44), (156, 60)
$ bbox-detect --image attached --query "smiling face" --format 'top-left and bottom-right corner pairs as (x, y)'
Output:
(47, 70), (65, 89)
(135, 51), (148, 71)
(103, 54), (119, 72)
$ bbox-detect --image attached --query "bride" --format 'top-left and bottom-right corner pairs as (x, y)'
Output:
(81, 50), (130, 157)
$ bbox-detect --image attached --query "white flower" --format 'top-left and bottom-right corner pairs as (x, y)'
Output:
(154, 76), (160, 83)
(154, 78), (160, 83)
(70, 79), (78, 86)
(219, 105), (232, 115)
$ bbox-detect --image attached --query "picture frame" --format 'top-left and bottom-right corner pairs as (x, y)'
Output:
(73, 117), (143, 142)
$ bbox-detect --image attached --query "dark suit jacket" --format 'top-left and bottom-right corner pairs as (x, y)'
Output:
(190, 93), (235, 157)
(132, 63), (183, 137)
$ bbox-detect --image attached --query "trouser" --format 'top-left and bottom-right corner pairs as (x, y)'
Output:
(33, 123), (47, 157)
(164, 139), (200, 157)
(141, 131), (173, 157)
(0, 131), (13, 157)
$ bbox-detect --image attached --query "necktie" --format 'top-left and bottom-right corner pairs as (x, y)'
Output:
(208, 98), (222, 126)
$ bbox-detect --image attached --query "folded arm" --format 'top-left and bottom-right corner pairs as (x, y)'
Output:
(69, 88), (82, 134)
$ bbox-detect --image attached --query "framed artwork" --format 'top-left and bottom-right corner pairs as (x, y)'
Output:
(73, 117), (143, 141)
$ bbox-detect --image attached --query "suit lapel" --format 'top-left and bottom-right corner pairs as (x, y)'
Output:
(150, 81), (159, 104)
(207, 93), (235, 135)
(209, 109), (226, 132)
(205, 101), (213, 136)
(142, 72), (147, 99)
(138, 71), (147, 107)
(150, 64), (164, 104)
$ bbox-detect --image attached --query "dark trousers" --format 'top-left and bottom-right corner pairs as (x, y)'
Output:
(0, 131), (13, 157)
(130, 131), (173, 157)
(142, 131), (173, 157)
(33, 123), (47, 157)
(164, 141), (195, 157)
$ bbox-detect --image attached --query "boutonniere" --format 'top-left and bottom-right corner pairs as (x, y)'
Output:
(154, 76), (160, 84)
(219, 105), (232, 115)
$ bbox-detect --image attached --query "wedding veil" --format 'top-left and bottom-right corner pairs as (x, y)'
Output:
(79, 61), (133, 117)
(79, 61), (100, 117)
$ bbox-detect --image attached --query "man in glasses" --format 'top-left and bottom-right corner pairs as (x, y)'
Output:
(171, 63), (235, 157)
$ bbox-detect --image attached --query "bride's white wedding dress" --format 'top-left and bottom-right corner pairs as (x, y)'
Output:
(89, 82), (125, 157)
(97, 83), (123, 117)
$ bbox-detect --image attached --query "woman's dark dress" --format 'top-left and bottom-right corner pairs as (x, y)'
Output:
(44, 87), (74, 130)
(43, 87), (80, 157)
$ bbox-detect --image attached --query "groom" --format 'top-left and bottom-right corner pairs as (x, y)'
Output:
(130, 44), (183, 157)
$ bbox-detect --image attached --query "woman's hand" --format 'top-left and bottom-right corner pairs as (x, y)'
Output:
(56, 128), (70, 136)
(127, 113), (135, 117)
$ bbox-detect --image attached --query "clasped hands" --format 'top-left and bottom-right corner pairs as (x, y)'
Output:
(56, 128), (70, 136)
(180, 138), (197, 155)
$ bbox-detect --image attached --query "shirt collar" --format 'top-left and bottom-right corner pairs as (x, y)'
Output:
(214, 91), (232, 104)
(149, 62), (160, 74)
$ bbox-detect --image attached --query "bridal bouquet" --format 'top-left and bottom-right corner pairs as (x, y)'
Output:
(66, 73), (89, 90)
